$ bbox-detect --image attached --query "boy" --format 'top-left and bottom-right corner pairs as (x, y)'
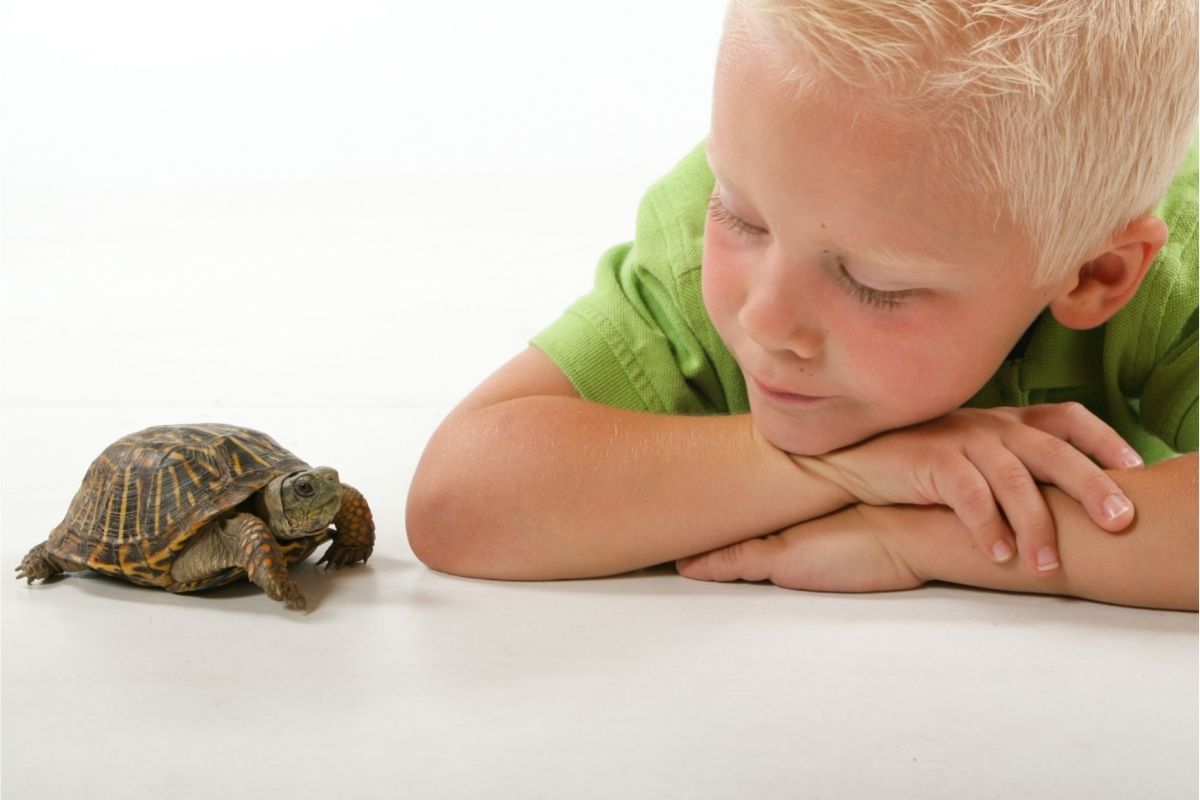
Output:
(407, 0), (1198, 610)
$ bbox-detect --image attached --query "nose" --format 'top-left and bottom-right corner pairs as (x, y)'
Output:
(314, 466), (341, 487)
(737, 255), (824, 359)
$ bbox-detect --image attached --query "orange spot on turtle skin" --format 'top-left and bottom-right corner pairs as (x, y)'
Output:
(262, 557), (274, 569)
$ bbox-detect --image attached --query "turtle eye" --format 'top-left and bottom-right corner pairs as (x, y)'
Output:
(295, 479), (316, 498)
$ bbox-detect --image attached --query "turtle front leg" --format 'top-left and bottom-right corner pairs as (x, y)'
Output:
(170, 513), (307, 611)
(317, 484), (375, 569)
(233, 514), (307, 610)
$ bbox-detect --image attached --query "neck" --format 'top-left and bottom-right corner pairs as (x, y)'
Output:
(254, 477), (300, 539)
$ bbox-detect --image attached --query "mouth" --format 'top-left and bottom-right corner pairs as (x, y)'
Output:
(750, 376), (835, 406)
(292, 497), (342, 535)
(317, 496), (342, 522)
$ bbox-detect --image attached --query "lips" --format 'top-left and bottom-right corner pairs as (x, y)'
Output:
(749, 375), (834, 405)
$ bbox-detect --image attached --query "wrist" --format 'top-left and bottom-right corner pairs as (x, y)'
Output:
(854, 503), (933, 584)
(743, 416), (857, 518)
(790, 451), (860, 508)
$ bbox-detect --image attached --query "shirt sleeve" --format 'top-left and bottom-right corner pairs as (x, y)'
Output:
(531, 142), (748, 416)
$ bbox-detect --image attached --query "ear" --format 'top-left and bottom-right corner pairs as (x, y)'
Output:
(1048, 215), (1168, 330)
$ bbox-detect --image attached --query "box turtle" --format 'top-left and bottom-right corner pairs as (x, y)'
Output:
(15, 423), (374, 611)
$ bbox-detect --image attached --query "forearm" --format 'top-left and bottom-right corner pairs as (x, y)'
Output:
(406, 397), (852, 580)
(887, 453), (1198, 610)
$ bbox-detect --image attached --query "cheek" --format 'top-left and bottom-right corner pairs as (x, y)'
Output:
(701, 227), (746, 330)
(839, 312), (1005, 414)
(839, 319), (931, 389)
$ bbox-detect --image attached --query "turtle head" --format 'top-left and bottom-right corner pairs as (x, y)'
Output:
(260, 467), (343, 539)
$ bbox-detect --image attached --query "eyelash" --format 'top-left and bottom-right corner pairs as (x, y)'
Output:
(708, 191), (912, 311)
(835, 264), (912, 310)
(708, 192), (766, 237)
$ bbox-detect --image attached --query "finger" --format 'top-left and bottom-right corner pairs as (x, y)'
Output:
(930, 455), (1018, 565)
(1019, 402), (1144, 471)
(676, 537), (781, 583)
(1004, 424), (1136, 533)
(965, 444), (1060, 577)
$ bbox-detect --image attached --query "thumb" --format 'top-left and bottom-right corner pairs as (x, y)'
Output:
(676, 538), (778, 583)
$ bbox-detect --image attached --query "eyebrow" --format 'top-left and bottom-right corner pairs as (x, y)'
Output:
(705, 146), (742, 196)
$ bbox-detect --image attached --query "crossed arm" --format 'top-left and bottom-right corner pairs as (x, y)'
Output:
(678, 452), (1197, 610)
(407, 347), (1198, 610)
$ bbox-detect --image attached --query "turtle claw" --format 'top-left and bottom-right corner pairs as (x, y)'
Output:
(316, 543), (372, 570)
(15, 545), (59, 584)
(264, 576), (307, 611)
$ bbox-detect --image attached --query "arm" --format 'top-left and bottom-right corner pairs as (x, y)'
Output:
(679, 453), (1198, 611)
(410, 349), (1145, 582)
(793, 403), (1143, 577)
(896, 452), (1197, 610)
(405, 347), (853, 580)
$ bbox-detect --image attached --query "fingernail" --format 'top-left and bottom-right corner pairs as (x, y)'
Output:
(1037, 548), (1060, 572)
(991, 540), (1014, 562)
(1103, 494), (1133, 521)
(1120, 448), (1144, 468)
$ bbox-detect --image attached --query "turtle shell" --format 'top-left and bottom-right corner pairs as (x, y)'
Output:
(46, 424), (310, 588)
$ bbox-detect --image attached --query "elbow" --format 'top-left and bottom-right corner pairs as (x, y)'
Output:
(406, 402), (584, 581)
(405, 459), (478, 577)
(405, 430), (528, 580)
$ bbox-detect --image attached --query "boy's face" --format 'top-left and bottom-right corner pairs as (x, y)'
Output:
(703, 45), (1068, 455)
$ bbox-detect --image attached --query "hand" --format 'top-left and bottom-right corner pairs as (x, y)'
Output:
(676, 505), (924, 594)
(792, 403), (1143, 577)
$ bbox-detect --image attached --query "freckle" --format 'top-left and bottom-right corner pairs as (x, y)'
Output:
(820, 222), (826, 229)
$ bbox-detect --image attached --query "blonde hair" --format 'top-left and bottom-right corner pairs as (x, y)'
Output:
(728, 0), (1199, 285)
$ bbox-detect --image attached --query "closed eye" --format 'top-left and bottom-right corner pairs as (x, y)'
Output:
(836, 261), (916, 310)
(708, 191), (768, 237)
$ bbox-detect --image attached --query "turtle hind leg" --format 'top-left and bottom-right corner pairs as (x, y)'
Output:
(15, 542), (88, 584)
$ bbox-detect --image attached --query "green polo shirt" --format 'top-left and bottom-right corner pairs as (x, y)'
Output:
(532, 141), (1198, 463)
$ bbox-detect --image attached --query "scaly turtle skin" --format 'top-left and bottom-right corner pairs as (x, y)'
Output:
(15, 424), (374, 611)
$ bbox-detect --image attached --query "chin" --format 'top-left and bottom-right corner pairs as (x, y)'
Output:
(756, 421), (849, 456)
(753, 400), (902, 455)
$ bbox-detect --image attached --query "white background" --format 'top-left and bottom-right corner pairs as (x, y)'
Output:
(2, 0), (725, 411)
(2, 3), (1196, 799)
